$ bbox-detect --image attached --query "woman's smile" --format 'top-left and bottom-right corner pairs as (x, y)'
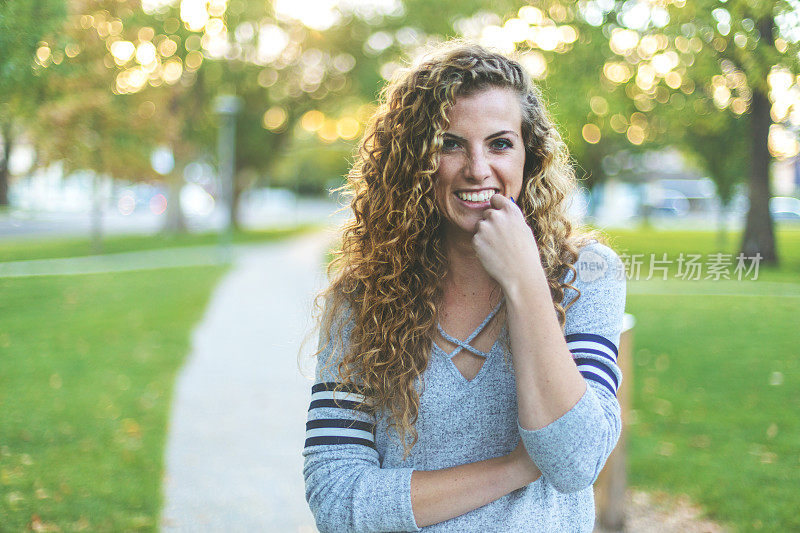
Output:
(453, 187), (500, 209)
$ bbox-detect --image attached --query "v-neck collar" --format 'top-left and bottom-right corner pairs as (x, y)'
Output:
(434, 297), (505, 359)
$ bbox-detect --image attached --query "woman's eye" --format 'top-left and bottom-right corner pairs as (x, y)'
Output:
(491, 138), (513, 150)
(442, 139), (459, 150)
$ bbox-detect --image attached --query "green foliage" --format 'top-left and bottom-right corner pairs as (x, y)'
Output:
(643, 0), (799, 207)
(0, 0), (68, 205)
(28, 1), (168, 181)
(680, 111), (749, 205)
(658, 0), (798, 92)
(0, 0), (66, 107)
(538, 20), (648, 188)
(268, 139), (353, 194)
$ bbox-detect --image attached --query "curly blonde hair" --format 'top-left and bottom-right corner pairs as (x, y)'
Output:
(301, 39), (606, 460)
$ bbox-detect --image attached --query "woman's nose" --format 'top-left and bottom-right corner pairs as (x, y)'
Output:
(467, 149), (491, 180)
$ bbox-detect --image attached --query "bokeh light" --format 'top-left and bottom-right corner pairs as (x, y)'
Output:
(518, 51), (547, 79)
(136, 41), (157, 65)
(118, 192), (136, 215)
(149, 193), (168, 215)
(582, 124), (601, 144)
(180, 0), (210, 32)
(301, 110), (325, 132)
(336, 117), (360, 140)
(274, 0), (339, 31)
(603, 62), (633, 84)
(263, 107), (288, 131)
(590, 96), (608, 116)
(185, 51), (203, 70)
(609, 28), (639, 55)
(163, 60), (183, 84)
(318, 120), (338, 143)
(769, 124), (800, 159)
(626, 124), (645, 145)
(180, 183), (216, 216)
(110, 41), (135, 63)
(36, 45), (51, 64)
(158, 38), (178, 57)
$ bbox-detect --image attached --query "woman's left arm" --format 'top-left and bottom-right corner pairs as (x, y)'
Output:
(474, 195), (626, 493)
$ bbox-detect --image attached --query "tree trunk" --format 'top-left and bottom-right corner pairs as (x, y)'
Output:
(716, 200), (728, 251)
(739, 87), (777, 265)
(90, 172), (104, 254)
(0, 122), (13, 206)
(163, 170), (187, 234)
(740, 15), (777, 265)
(231, 172), (242, 231)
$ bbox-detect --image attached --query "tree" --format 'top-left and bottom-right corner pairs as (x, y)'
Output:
(678, 102), (750, 248)
(30, 0), (173, 247)
(461, 1), (799, 264)
(599, 0), (799, 264)
(0, 0), (66, 206)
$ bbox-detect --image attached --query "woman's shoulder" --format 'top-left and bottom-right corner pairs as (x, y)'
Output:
(559, 239), (627, 345)
(319, 296), (356, 343)
(560, 239), (625, 288)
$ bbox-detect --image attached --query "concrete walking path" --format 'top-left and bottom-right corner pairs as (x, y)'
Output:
(159, 229), (337, 532)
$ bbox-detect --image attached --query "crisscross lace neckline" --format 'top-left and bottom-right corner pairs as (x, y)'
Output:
(436, 297), (505, 359)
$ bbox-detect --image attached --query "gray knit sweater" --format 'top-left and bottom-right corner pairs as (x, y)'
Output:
(302, 241), (626, 532)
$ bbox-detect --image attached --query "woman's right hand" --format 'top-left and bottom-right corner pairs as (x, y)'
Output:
(506, 440), (542, 486)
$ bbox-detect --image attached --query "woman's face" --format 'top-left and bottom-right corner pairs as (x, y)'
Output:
(433, 86), (526, 239)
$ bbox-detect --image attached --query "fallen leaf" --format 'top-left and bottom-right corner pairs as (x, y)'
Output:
(28, 514), (61, 532)
(766, 423), (778, 439)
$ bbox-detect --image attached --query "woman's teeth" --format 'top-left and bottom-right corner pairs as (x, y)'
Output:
(456, 190), (495, 202)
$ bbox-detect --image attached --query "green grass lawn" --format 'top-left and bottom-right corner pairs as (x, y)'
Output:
(604, 225), (800, 284)
(0, 224), (322, 264)
(0, 266), (228, 531)
(1, 225), (797, 531)
(605, 227), (800, 532)
(0, 225), (317, 530)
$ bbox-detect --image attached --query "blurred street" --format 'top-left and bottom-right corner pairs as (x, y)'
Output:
(7, 186), (792, 243)
(0, 195), (342, 239)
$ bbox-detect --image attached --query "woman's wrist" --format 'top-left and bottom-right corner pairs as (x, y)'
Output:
(502, 264), (550, 313)
(503, 442), (542, 489)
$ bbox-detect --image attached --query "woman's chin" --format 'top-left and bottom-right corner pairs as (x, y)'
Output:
(442, 219), (481, 239)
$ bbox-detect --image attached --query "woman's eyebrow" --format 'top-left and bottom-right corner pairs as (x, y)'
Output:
(443, 130), (520, 141)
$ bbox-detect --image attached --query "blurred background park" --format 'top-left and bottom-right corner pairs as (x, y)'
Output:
(1, 0), (799, 531)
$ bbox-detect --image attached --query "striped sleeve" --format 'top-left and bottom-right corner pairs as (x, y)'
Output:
(517, 241), (626, 494)
(566, 332), (620, 397)
(305, 382), (377, 449)
(302, 304), (421, 533)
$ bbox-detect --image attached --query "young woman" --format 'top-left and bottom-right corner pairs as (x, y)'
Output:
(301, 40), (626, 532)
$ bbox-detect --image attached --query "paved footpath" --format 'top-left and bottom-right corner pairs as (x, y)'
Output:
(159, 229), (338, 532)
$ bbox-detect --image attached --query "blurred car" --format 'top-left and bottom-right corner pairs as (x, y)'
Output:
(770, 196), (800, 221)
(645, 187), (690, 217)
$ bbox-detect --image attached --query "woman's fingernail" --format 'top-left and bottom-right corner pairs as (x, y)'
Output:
(510, 196), (515, 203)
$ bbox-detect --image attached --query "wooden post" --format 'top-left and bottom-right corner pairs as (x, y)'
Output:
(594, 313), (635, 532)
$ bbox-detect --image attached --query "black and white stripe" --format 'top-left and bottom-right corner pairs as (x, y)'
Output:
(566, 333), (620, 396)
(305, 382), (376, 449)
